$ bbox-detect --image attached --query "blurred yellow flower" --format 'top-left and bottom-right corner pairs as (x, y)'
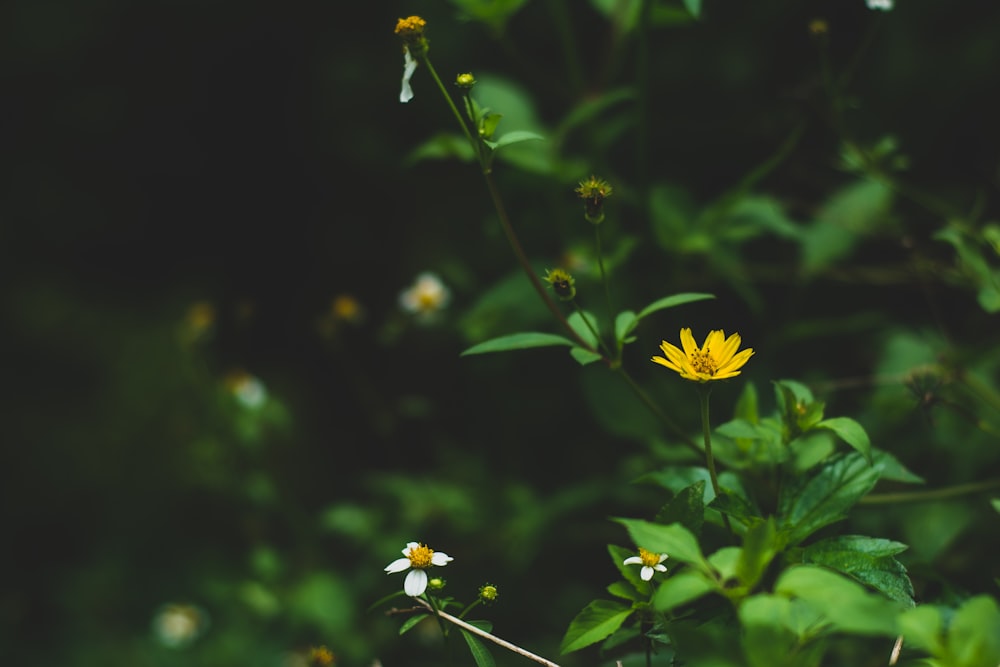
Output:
(652, 328), (753, 382)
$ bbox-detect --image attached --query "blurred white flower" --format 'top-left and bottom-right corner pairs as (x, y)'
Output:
(399, 272), (451, 320)
(152, 603), (208, 648)
(224, 370), (268, 409)
(866, 0), (893, 10)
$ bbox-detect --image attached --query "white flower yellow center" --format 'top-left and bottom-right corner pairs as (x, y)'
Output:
(638, 548), (662, 567)
(408, 544), (435, 569)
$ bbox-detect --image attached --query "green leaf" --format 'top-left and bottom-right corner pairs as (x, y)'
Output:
(814, 417), (872, 464)
(801, 179), (892, 277)
(739, 595), (826, 667)
(613, 518), (709, 572)
(777, 452), (881, 547)
(570, 346), (604, 366)
(682, 0), (702, 19)
(614, 310), (639, 346)
(774, 565), (900, 636)
(898, 604), (945, 655)
(653, 570), (717, 612)
(459, 628), (496, 667)
(948, 595), (1000, 667)
(655, 480), (706, 537)
(460, 332), (575, 356)
(872, 448), (925, 484)
(709, 487), (760, 527)
(734, 381), (760, 424)
(567, 310), (600, 348)
(607, 579), (641, 602)
(610, 543), (647, 592)
(559, 599), (634, 654)
(490, 130), (545, 149)
(737, 518), (779, 589)
(399, 613), (428, 635)
(802, 535), (914, 605)
(636, 292), (715, 320)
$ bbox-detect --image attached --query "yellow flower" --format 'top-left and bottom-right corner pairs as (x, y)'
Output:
(652, 328), (753, 382)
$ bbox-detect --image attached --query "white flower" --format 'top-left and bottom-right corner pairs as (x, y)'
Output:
(385, 542), (453, 596)
(400, 48), (418, 103)
(623, 548), (669, 581)
(865, 0), (893, 10)
(399, 271), (451, 319)
(151, 603), (208, 648)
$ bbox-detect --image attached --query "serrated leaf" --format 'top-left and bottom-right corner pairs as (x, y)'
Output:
(559, 600), (634, 654)
(814, 417), (871, 464)
(636, 292), (715, 320)
(459, 628), (496, 667)
(709, 487), (760, 527)
(460, 332), (575, 356)
(803, 535), (914, 605)
(777, 452), (881, 547)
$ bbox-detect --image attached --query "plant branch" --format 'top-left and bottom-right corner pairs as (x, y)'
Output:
(415, 598), (562, 667)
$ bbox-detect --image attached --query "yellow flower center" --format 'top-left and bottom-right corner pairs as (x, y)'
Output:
(690, 348), (718, 376)
(394, 15), (426, 37)
(408, 544), (435, 569)
(638, 548), (662, 567)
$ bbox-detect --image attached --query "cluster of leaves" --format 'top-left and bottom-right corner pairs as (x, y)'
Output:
(559, 382), (1000, 665)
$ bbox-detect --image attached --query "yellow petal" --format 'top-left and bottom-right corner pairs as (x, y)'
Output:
(715, 332), (741, 365)
(679, 328), (698, 356)
(717, 348), (754, 375)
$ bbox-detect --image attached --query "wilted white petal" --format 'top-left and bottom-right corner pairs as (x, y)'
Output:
(400, 49), (417, 103)
(384, 557), (412, 574)
(404, 569), (428, 596)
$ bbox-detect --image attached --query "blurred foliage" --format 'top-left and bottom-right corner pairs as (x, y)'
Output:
(3, 0), (1000, 666)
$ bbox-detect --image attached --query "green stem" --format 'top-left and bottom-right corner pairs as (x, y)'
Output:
(482, 173), (599, 353)
(422, 56), (481, 161)
(860, 478), (1000, 505)
(697, 384), (733, 535)
(570, 298), (612, 359)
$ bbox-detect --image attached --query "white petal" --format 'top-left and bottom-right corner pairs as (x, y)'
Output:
(654, 564), (668, 573)
(430, 552), (453, 566)
(385, 558), (412, 574)
(400, 49), (417, 103)
(658, 554), (669, 564)
(403, 542), (420, 556)
(404, 569), (428, 596)
(640, 566), (654, 581)
(623, 556), (643, 566)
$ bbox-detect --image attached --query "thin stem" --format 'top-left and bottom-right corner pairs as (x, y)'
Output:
(697, 385), (733, 535)
(416, 598), (562, 667)
(617, 368), (701, 455)
(860, 477), (1000, 505)
(482, 172), (599, 353)
(421, 56), (479, 158)
(594, 225), (614, 335)
(570, 298), (613, 359)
